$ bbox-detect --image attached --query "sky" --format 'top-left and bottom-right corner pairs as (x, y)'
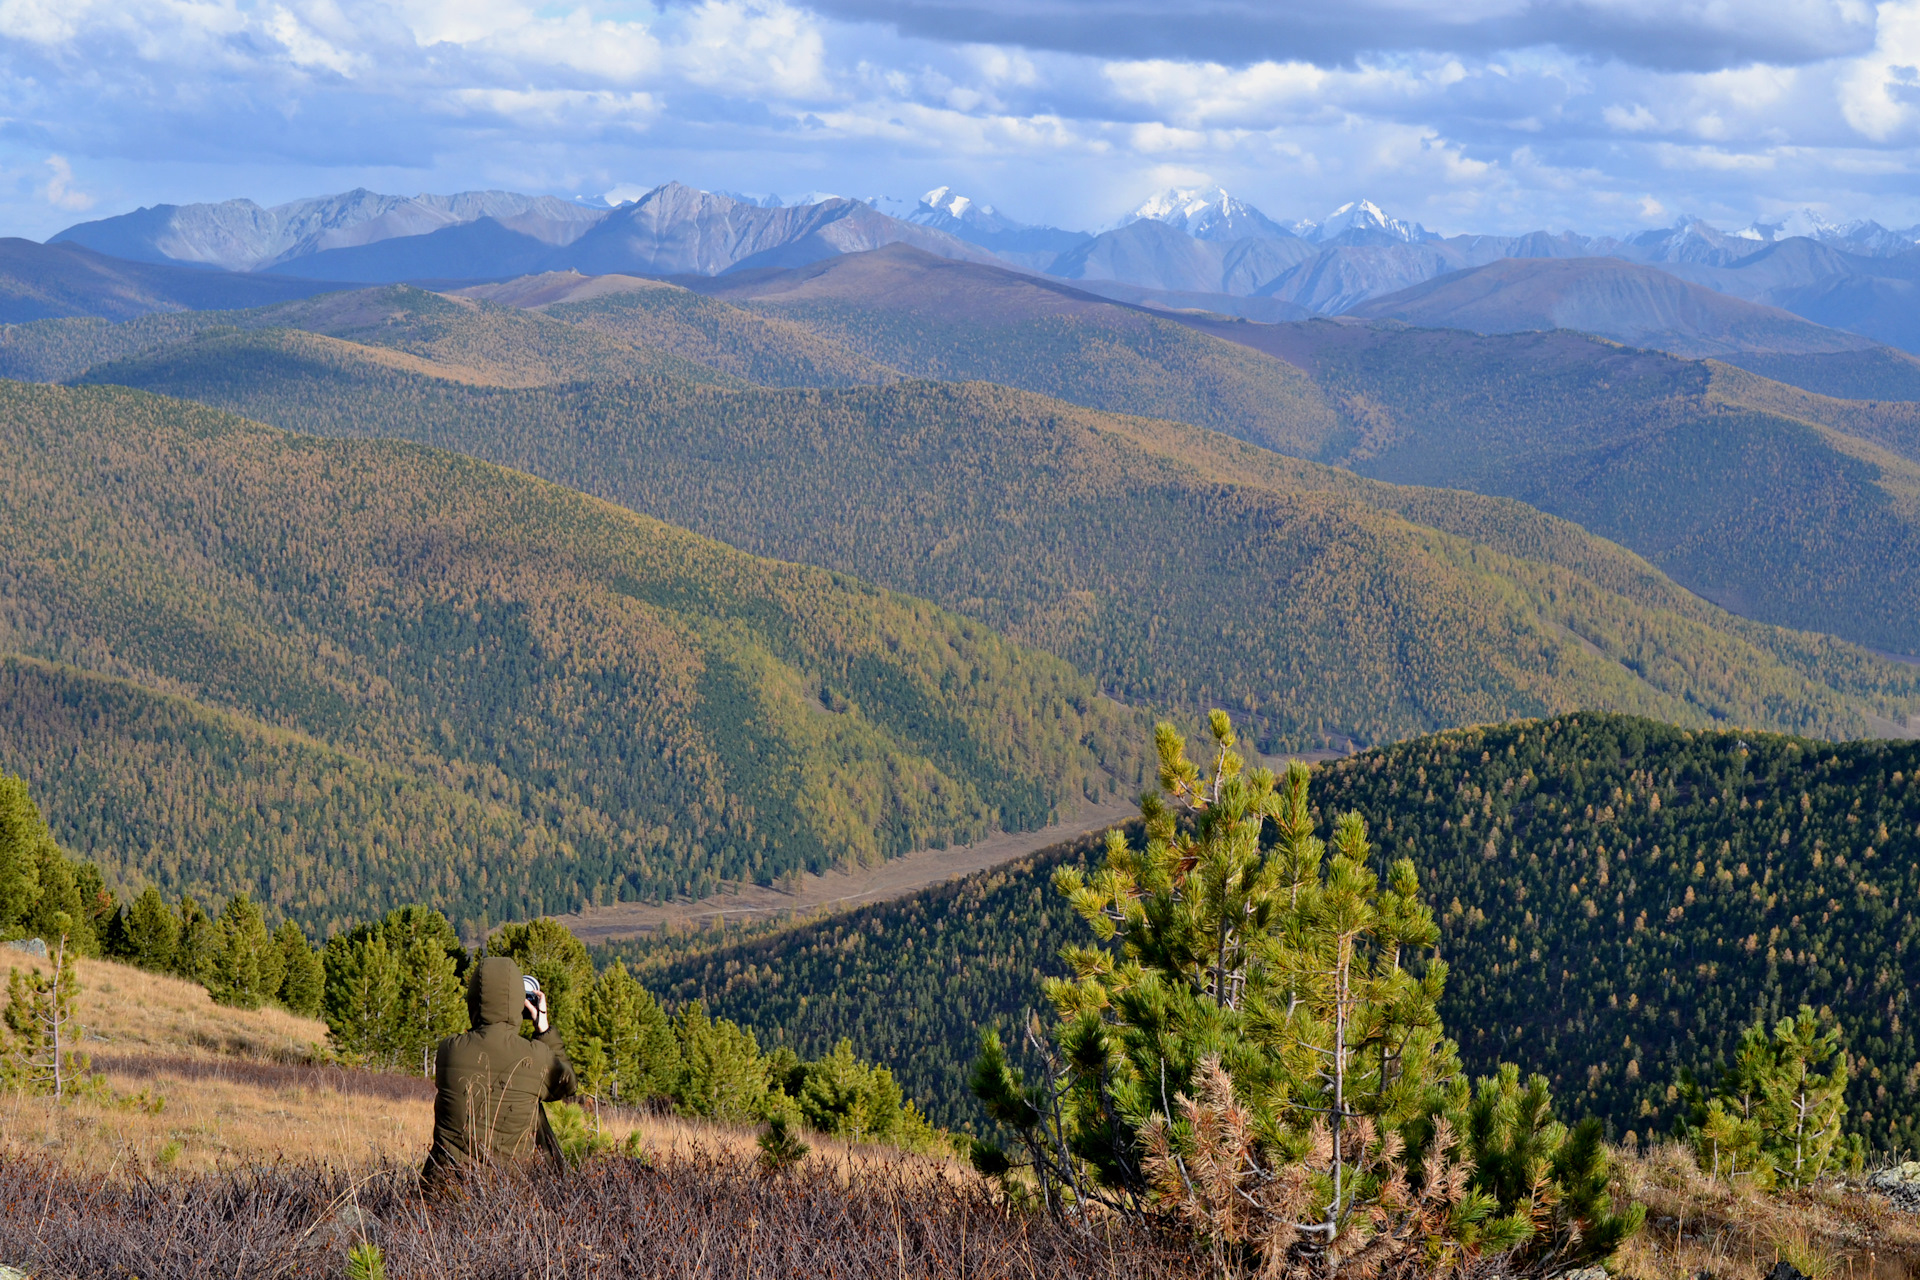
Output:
(1, 0), (1918, 241)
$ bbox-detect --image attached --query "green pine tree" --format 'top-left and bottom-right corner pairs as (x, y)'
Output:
(116, 887), (180, 973)
(1681, 1006), (1859, 1189)
(2, 935), (89, 1098)
(171, 896), (219, 986)
(272, 919), (324, 1017)
(574, 960), (680, 1105)
(322, 929), (403, 1068)
(488, 918), (593, 1038)
(978, 712), (1639, 1273)
(208, 895), (277, 1009)
(671, 1002), (768, 1122)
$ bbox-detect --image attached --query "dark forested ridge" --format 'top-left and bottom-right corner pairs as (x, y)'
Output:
(0, 381), (1144, 934)
(650, 714), (1920, 1151)
(73, 328), (1920, 753)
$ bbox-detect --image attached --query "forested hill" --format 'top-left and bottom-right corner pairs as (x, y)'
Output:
(0, 381), (1144, 936)
(1193, 319), (1920, 654)
(647, 714), (1920, 1151)
(76, 326), (1920, 752)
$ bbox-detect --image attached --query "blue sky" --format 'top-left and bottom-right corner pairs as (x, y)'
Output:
(2, 0), (1918, 240)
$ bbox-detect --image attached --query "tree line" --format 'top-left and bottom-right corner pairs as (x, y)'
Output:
(647, 713), (1920, 1153)
(0, 767), (945, 1152)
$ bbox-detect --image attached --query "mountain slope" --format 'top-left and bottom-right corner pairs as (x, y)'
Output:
(48, 188), (606, 272)
(0, 381), (1143, 932)
(1720, 347), (1920, 402)
(0, 239), (347, 323)
(79, 328), (1920, 752)
(689, 245), (1345, 455)
(462, 273), (900, 388)
(1346, 257), (1874, 358)
(645, 715), (1920, 1149)
(0, 284), (727, 388)
(1178, 318), (1920, 654)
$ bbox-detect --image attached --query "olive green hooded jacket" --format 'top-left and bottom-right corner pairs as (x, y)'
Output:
(421, 955), (576, 1192)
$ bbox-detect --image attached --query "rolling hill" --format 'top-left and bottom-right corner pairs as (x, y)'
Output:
(0, 238), (348, 323)
(1176, 318), (1920, 654)
(76, 325), (1920, 754)
(0, 283), (729, 388)
(1720, 347), (1920, 402)
(1345, 256), (1874, 358)
(643, 713), (1920, 1152)
(0, 380), (1144, 935)
(683, 244), (1347, 456)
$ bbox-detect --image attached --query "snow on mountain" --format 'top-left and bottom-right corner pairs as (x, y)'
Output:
(1306, 200), (1432, 245)
(1119, 187), (1294, 242)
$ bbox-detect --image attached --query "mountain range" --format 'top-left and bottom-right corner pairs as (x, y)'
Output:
(38, 182), (1920, 355)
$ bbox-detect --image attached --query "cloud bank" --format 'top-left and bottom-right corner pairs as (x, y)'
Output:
(0, 0), (1916, 240)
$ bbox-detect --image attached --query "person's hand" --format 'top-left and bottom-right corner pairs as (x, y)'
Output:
(525, 989), (550, 1034)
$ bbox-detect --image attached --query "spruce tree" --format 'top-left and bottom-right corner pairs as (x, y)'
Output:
(209, 895), (276, 1009)
(117, 887), (179, 972)
(489, 918), (593, 1037)
(172, 896), (219, 985)
(273, 920), (324, 1017)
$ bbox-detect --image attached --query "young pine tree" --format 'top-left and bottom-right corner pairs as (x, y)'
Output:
(272, 920), (324, 1017)
(114, 887), (180, 973)
(209, 895), (279, 1010)
(573, 961), (680, 1105)
(2, 935), (89, 1098)
(323, 929), (404, 1068)
(1680, 1006), (1859, 1188)
(671, 1002), (768, 1122)
(489, 918), (593, 1038)
(977, 712), (1637, 1275)
(172, 896), (220, 986)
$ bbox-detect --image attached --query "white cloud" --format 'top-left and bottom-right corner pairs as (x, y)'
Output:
(41, 155), (94, 211)
(0, 0), (1916, 240)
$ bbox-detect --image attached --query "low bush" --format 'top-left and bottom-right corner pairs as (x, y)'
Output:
(0, 1149), (1190, 1279)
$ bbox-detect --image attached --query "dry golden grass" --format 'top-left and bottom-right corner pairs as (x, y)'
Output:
(1612, 1141), (1920, 1280)
(5, 952), (970, 1186)
(13, 951), (332, 1063)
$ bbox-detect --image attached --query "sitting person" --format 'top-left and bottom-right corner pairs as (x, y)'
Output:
(421, 955), (576, 1194)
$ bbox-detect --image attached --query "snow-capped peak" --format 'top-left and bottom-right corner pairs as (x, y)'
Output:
(1310, 199), (1429, 244)
(920, 185), (996, 221)
(1126, 185), (1230, 227)
(1733, 208), (1839, 243)
(1118, 186), (1293, 241)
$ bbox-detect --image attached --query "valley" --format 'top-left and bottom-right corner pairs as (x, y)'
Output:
(6, 197), (1920, 1278)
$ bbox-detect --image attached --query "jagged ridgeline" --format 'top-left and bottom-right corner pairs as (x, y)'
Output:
(645, 714), (1920, 1150)
(0, 382), (1146, 936)
(67, 320), (1920, 750)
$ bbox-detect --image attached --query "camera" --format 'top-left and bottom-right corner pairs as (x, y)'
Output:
(522, 974), (543, 1011)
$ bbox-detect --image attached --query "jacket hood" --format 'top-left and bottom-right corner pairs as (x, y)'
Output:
(468, 955), (525, 1028)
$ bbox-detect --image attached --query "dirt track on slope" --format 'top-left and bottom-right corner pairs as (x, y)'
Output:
(555, 798), (1140, 944)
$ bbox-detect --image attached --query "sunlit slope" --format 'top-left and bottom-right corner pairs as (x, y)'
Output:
(1216, 320), (1920, 654)
(81, 330), (1920, 750)
(0, 381), (1143, 931)
(689, 245), (1346, 455)
(461, 273), (903, 389)
(2, 284), (731, 387)
(648, 715), (1920, 1146)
